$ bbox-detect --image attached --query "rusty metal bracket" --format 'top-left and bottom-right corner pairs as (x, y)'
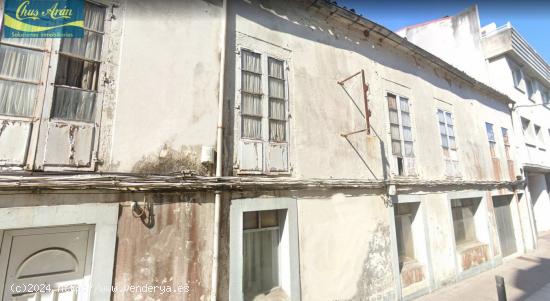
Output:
(338, 69), (371, 135)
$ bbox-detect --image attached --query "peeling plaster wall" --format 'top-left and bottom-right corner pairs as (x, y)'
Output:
(105, 0), (223, 172)
(297, 193), (396, 301)
(231, 0), (515, 181)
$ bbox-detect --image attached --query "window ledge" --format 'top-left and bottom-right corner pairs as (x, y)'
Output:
(393, 175), (419, 180)
(236, 171), (291, 177)
(456, 240), (487, 253)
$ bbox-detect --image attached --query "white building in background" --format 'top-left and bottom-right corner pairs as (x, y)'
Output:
(398, 5), (550, 245)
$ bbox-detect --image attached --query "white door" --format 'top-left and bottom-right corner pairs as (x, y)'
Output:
(0, 225), (95, 301)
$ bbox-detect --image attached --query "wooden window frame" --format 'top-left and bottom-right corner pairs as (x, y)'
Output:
(229, 198), (301, 301)
(236, 47), (290, 175)
(0, 0), (113, 172)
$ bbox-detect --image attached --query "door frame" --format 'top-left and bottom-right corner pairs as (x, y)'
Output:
(0, 203), (118, 300)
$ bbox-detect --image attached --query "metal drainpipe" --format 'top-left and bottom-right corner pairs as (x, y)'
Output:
(211, 0), (228, 300)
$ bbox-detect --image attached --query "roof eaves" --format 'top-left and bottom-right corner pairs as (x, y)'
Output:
(310, 0), (515, 105)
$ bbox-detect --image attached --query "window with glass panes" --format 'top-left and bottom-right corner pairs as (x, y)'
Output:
(242, 210), (281, 300)
(52, 2), (105, 122)
(485, 122), (496, 157)
(502, 127), (511, 159)
(451, 198), (479, 245)
(241, 50), (263, 140)
(0, 1), (106, 170)
(438, 109), (456, 155)
(387, 93), (413, 158)
(239, 49), (289, 173)
(0, 37), (46, 117)
(240, 50), (287, 142)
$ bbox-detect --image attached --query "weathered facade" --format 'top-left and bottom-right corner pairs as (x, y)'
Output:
(0, 1), (541, 301)
(398, 4), (550, 251)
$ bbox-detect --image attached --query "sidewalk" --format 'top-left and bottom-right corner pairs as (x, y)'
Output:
(417, 232), (550, 301)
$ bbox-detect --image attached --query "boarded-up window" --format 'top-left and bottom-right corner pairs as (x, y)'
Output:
(452, 198), (480, 245)
(502, 127), (511, 159)
(51, 2), (105, 122)
(238, 49), (289, 173)
(243, 210), (280, 300)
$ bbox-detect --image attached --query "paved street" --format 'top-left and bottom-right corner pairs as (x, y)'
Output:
(418, 232), (550, 301)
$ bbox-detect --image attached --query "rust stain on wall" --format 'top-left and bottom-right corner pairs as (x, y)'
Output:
(492, 157), (501, 181)
(400, 262), (425, 288)
(460, 244), (488, 270)
(113, 193), (213, 301)
(507, 160), (515, 181)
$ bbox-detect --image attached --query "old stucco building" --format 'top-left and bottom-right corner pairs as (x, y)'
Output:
(0, 1), (540, 300)
(398, 5), (550, 251)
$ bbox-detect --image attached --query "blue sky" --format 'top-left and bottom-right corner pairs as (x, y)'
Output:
(339, 0), (550, 62)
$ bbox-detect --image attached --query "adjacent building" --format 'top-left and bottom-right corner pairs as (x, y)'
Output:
(0, 1), (542, 301)
(398, 4), (550, 250)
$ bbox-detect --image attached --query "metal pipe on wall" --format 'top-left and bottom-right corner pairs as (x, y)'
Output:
(211, 0), (228, 299)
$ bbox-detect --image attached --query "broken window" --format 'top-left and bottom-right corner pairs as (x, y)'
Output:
(243, 210), (281, 300)
(387, 93), (414, 176)
(394, 203), (419, 267)
(485, 122), (496, 158)
(51, 2), (105, 122)
(238, 49), (289, 173)
(0, 1), (108, 171)
(451, 198), (480, 245)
